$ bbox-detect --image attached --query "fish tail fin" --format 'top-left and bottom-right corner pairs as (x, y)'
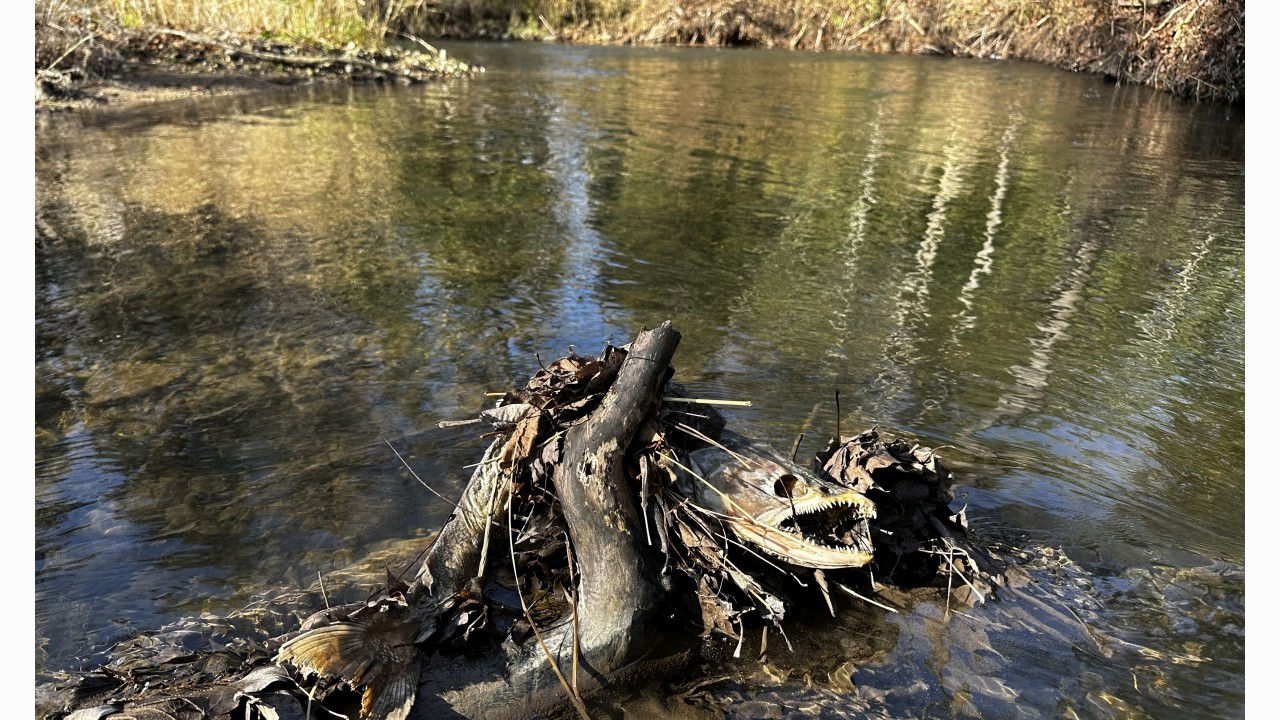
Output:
(362, 656), (422, 720)
(276, 613), (421, 720)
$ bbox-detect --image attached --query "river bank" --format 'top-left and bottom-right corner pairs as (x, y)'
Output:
(34, 8), (478, 113)
(35, 0), (1242, 113)
(429, 0), (1244, 103)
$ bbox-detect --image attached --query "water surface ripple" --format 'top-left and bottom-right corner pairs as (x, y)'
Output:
(36, 43), (1244, 718)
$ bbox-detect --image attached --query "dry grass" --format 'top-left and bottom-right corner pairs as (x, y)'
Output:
(34, 0), (1243, 102)
(408, 0), (1243, 102)
(110, 0), (417, 46)
(399, 0), (631, 40)
(36, 0), (424, 53)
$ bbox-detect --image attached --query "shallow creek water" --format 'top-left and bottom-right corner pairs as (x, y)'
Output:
(36, 43), (1243, 718)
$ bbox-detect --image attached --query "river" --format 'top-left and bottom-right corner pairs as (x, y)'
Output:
(35, 42), (1244, 718)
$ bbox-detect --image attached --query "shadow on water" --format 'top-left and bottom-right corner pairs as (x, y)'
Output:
(36, 43), (1243, 717)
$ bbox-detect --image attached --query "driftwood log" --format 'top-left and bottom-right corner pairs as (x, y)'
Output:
(550, 321), (677, 680)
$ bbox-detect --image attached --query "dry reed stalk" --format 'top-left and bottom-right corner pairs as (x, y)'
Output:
(833, 580), (899, 613)
(663, 397), (753, 407)
(110, 0), (414, 46)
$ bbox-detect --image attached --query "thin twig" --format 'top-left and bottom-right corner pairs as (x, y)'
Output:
(640, 454), (653, 546)
(710, 526), (809, 587)
(944, 550), (954, 616)
(43, 32), (93, 73)
(318, 572), (331, 611)
(475, 467), (505, 583)
(564, 534), (581, 697)
(789, 432), (804, 462)
(667, 423), (756, 467)
(1138, 0), (1195, 41)
(386, 440), (459, 507)
(661, 453), (847, 579)
(538, 13), (558, 37)
(398, 30), (441, 56)
(813, 569), (836, 617)
(920, 545), (987, 605)
(508, 498), (590, 720)
(833, 581), (899, 613)
(663, 397), (753, 407)
(835, 389), (841, 440)
(945, 550), (986, 605)
(658, 453), (767, 527)
(904, 12), (925, 36)
(854, 17), (885, 38)
(774, 622), (794, 652)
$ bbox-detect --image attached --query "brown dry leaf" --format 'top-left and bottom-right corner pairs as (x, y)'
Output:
(851, 464), (876, 492)
(584, 347), (625, 394)
(552, 394), (597, 423)
(571, 358), (602, 382)
(696, 574), (737, 638)
(818, 437), (874, 493)
(385, 567), (410, 598)
(500, 413), (546, 470)
(481, 403), (535, 430)
(864, 449), (899, 473)
(549, 356), (584, 375)
(675, 513), (728, 566)
(885, 440), (916, 462)
(820, 444), (852, 481)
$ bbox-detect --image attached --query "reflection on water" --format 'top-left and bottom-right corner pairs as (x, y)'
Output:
(36, 44), (1243, 718)
(953, 115), (1018, 335)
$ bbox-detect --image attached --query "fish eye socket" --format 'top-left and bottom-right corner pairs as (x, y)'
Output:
(773, 474), (804, 498)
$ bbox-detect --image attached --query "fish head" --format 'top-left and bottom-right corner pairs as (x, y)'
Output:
(685, 434), (877, 569)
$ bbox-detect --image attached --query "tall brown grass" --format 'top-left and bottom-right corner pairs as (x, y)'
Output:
(34, 0), (1243, 102)
(109, 0), (419, 45)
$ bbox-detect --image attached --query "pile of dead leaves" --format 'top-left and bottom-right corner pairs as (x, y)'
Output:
(814, 429), (990, 596)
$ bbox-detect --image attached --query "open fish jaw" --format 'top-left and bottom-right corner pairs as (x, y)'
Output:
(686, 435), (878, 569)
(753, 491), (876, 526)
(732, 491), (877, 569)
